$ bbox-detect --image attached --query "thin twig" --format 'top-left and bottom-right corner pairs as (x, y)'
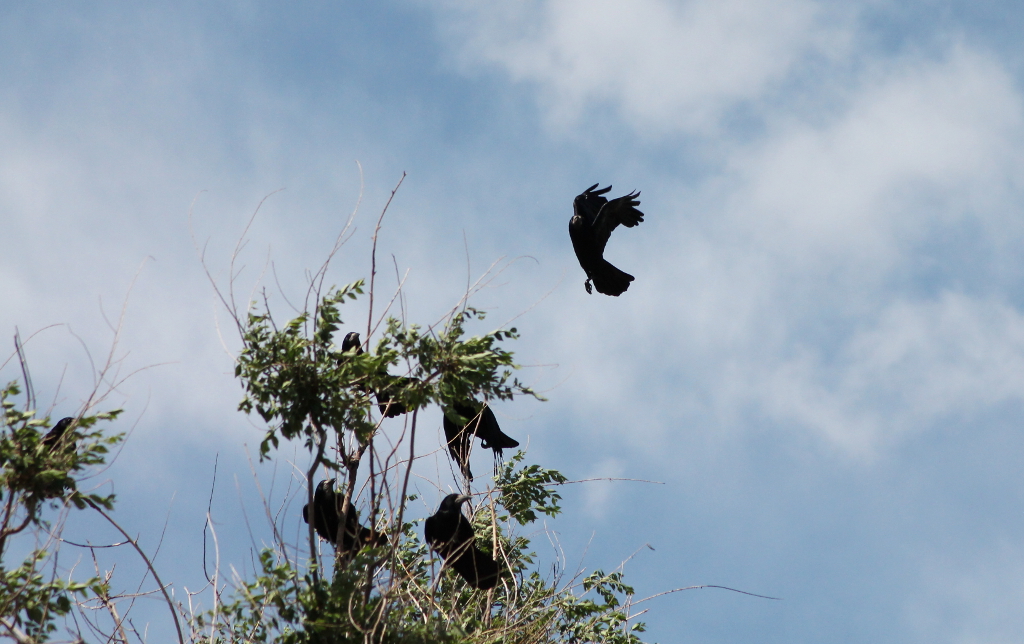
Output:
(206, 513), (222, 644)
(90, 549), (130, 644)
(632, 584), (782, 605)
(203, 453), (219, 583)
(551, 477), (665, 486)
(368, 172), (407, 342)
(389, 407), (418, 592)
(13, 328), (35, 412)
(306, 422), (329, 583)
(83, 498), (185, 644)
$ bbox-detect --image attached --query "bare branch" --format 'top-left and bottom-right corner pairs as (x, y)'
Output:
(13, 328), (35, 412)
(83, 498), (185, 644)
(632, 584), (782, 605)
(0, 617), (35, 644)
(367, 172), (407, 342)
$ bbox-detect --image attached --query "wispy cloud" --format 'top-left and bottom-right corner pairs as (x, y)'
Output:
(438, 0), (851, 133)
(431, 4), (1024, 460)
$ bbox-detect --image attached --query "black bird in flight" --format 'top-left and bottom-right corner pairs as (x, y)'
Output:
(42, 417), (75, 450)
(442, 403), (519, 480)
(303, 479), (386, 555)
(568, 184), (644, 296)
(424, 494), (500, 590)
(342, 331), (414, 418)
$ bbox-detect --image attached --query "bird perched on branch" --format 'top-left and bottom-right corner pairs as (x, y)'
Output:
(41, 417), (75, 450)
(341, 331), (415, 418)
(29, 417), (79, 499)
(442, 403), (519, 480)
(568, 184), (644, 296)
(303, 479), (385, 555)
(424, 494), (500, 589)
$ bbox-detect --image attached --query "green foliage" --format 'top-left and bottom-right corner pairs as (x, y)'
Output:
(236, 285), (538, 463)
(2, 225), (660, 641)
(494, 451), (568, 525)
(203, 284), (652, 644)
(0, 381), (123, 537)
(236, 281), (373, 458)
(554, 572), (646, 644)
(0, 380), (123, 641)
(0, 550), (107, 642)
(392, 306), (540, 410)
(197, 476), (647, 644)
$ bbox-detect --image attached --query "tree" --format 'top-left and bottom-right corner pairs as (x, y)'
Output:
(188, 282), (649, 643)
(2, 184), (655, 643)
(0, 382), (123, 642)
(184, 183), (652, 643)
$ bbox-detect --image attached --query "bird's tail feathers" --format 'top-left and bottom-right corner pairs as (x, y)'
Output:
(481, 431), (519, 451)
(592, 260), (635, 296)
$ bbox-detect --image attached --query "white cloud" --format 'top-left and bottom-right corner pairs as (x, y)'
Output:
(751, 292), (1024, 455)
(498, 43), (1024, 460)
(430, 2), (1024, 458)
(729, 46), (1024, 270)
(437, 0), (844, 132)
(702, 49), (1024, 454)
(7, 3), (1024, 640)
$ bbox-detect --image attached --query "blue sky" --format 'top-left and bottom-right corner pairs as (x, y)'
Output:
(4, 1), (1024, 642)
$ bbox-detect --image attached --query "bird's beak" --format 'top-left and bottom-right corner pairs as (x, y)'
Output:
(454, 494), (472, 505)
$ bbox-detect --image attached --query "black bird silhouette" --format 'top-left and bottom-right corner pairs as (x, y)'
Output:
(568, 184), (644, 296)
(341, 332), (415, 418)
(42, 417), (75, 450)
(33, 417), (79, 498)
(302, 479), (385, 555)
(424, 494), (500, 590)
(442, 403), (519, 480)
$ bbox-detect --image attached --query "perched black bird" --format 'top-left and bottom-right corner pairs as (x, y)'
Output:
(33, 417), (79, 499)
(568, 184), (644, 296)
(341, 332), (414, 418)
(424, 494), (500, 590)
(303, 479), (386, 555)
(42, 417), (75, 449)
(442, 403), (519, 480)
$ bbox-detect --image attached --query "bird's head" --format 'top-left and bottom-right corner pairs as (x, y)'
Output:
(315, 479), (336, 496)
(42, 417), (77, 449)
(341, 332), (362, 354)
(439, 493), (471, 514)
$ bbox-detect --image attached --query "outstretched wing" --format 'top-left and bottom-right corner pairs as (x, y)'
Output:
(593, 190), (643, 255)
(572, 183), (612, 225)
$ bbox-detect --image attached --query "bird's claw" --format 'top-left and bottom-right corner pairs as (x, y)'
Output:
(585, 280), (593, 295)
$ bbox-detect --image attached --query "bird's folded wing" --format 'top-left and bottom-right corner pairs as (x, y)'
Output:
(442, 415), (474, 479)
(449, 546), (501, 589)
